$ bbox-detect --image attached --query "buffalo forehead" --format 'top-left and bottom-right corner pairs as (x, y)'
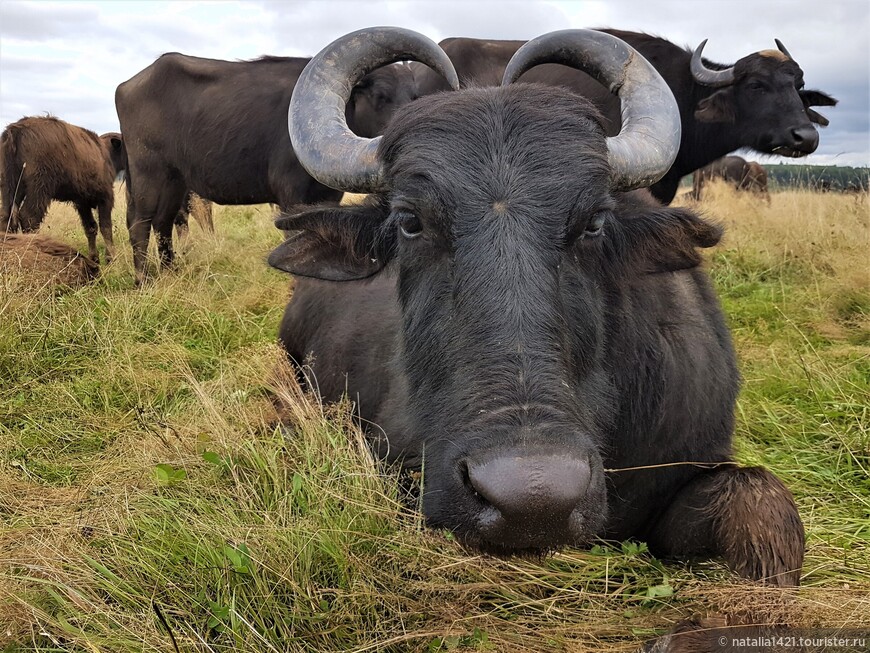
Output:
(734, 54), (802, 82)
(383, 85), (609, 207)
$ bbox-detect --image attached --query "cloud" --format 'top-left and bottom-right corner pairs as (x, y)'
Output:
(0, 54), (75, 74)
(1, 0), (867, 166)
(0, 1), (102, 40)
(255, 0), (572, 54)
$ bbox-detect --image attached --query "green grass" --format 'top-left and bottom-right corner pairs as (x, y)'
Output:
(1, 185), (868, 651)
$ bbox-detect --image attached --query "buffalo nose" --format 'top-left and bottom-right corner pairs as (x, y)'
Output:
(467, 455), (592, 543)
(791, 125), (819, 152)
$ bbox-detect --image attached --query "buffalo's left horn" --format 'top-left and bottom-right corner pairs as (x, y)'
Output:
(288, 27), (459, 193)
(502, 29), (681, 191)
(690, 39), (736, 88)
(774, 38), (793, 60)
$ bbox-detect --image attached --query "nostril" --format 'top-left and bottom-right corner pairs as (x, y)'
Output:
(460, 459), (484, 501)
(459, 459), (472, 490)
(792, 129), (805, 144)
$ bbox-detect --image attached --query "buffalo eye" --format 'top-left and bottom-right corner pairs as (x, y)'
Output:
(397, 212), (423, 239)
(568, 208), (610, 244)
(582, 211), (608, 239)
(746, 81), (766, 93)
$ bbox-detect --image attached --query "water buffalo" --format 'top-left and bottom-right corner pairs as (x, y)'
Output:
(116, 52), (419, 284)
(692, 156), (769, 200)
(744, 162), (769, 197)
(269, 28), (804, 586)
(1, 116), (124, 262)
(413, 31), (836, 204)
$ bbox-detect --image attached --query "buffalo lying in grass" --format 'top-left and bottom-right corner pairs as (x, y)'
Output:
(271, 28), (804, 586)
(1, 233), (99, 288)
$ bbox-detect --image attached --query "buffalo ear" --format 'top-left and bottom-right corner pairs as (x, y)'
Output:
(614, 204), (723, 274)
(799, 89), (837, 107)
(806, 108), (829, 127)
(643, 209), (722, 273)
(695, 89), (736, 123)
(800, 89), (836, 127)
(110, 136), (123, 151)
(268, 201), (394, 282)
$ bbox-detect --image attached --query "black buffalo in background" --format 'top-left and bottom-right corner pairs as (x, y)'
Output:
(413, 30), (836, 204)
(115, 52), (418, 284)
(270, 28), (805, 586)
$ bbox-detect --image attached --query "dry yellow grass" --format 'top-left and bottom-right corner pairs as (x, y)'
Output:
(678, 181), (869, 339)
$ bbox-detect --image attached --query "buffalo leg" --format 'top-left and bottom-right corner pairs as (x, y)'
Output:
(153, 184), (186, 270)
(174, 213), (190, 243)
(126, 193), (151, 286)
(97, 199), (116, 262)
(156, 218), (176, 268)
(3, 173), (28, 231)
(1, 198), (17, 231)
(3, 201), (21, 231)
(647, 466), (804, 587)
(18, 193), (50, 234)
(173, 190), (191, 243)
(75, 203), (99, 261)
(127, 179), (184, 284)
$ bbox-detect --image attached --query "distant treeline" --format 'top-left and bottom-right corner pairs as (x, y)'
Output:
(682, 164), (869, 191)
(764, 165), (869, 191)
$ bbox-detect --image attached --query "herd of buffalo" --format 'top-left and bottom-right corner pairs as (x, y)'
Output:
(2, 26), (842, 587)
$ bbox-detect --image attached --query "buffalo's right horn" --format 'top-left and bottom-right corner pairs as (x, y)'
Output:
(774, 38), (793, 60)
(690, 39), (735, 87)
(502, 29), (681, 191)
(288, 27), (459, 194)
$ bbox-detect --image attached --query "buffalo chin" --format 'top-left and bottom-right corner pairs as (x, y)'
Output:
(456, 529), (600, 558)
(769, 146), (810, 158)
(431, 505), (606, 556)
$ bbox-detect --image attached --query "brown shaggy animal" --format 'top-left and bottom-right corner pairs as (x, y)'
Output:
(0, 233), (99, 288)
(692, 155), (770, 202)
(1, 116), (125, 263)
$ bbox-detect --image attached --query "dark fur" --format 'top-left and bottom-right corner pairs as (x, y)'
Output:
(693, 156), (769, 201)
(412, 30), (836, 204)
(271, 84), (804, 583)
(0, 116), (124, 262)
(115, 53), (418, 283)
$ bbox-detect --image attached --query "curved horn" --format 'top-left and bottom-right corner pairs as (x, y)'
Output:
(289, 27), (459, 193)
(502, 29), (680, 191)
(690, 39), (735, 88)
(774, 38), (793, 60)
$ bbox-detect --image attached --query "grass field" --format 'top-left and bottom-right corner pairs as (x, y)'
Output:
(1, 183), (868, 651)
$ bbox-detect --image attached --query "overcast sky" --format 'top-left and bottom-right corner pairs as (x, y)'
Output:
(1, 0), (868, 167)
